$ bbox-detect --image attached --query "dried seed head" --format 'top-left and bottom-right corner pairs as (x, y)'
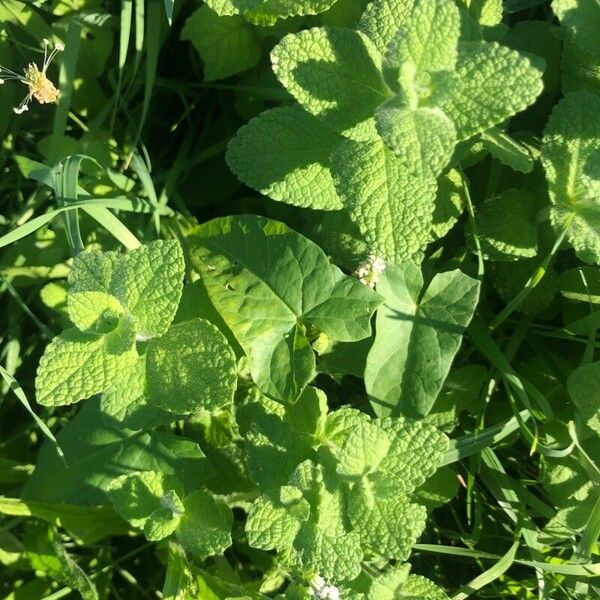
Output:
(0, 38), (64, 114)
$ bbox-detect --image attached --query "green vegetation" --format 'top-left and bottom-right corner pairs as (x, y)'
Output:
(0, 0), (599, 598)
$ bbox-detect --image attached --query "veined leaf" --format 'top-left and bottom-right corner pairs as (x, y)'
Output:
(366, 263), (480, 418)
(188, 215), (381, 403)
(226, 106), (342, 210)
(271, 27), (390, 138)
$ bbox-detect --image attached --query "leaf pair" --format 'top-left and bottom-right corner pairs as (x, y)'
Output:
(188, 214), (381, 404)
(36, 241), (237, 419)
(242, 390), (448, 582)
(227, 0), (544, 263)
(108, 470), (232, 559)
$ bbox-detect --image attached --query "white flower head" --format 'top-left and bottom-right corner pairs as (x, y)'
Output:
(0, 38), (64, 115)
(355, 253), (386, 289)
(310, 574), (341, 600)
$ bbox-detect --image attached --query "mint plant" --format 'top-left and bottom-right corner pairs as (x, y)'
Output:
(3, 0), (600, 597)
(227, 0), (544, 263)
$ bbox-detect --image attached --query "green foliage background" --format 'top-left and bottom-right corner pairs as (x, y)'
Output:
(0, 0), (600, 598)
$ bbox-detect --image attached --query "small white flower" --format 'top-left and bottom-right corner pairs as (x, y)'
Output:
(310, 575), (341, 600)
(355, 253), (386, 289)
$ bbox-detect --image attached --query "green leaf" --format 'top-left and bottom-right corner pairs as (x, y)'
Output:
(181, 6), (261, 81)
(385, 0), (460, 75)
(23, 399), (214, 505)
(175, 490), (233, 559)
(457, 0), (502, 27)
(358, 0), (415, 55)
(188, 215), (381, 403)
(111, 240), (185, 338)
(541, 91), (600, 264)
(331, 137), (437, 264)
(401, 574), (450, 599)
(480, 128), (535, 174)
(431, 169), (467, 239)
(365, 263), (480, 418)
(205, 0), (339, 22)
(347, 489), (426, 560)
(236, 388), (315, 490)
(68, 291), (124, 333)
(336, 420), (391, 478)
(271, 27), (390, 138)
(474, 189), (538, 260)
(146, 318), (237, 414)
(431, 41), (544, 140)
(226, 106), (342, 210)
(568, 362), (600, 436)
(375, 99), (456, 177)
(107, 471), (181, 536)
(100, 355), (174, 430)
(68, 241), (185, 338)
(553, 0), (600, 60)
(36, 328), (138, 406)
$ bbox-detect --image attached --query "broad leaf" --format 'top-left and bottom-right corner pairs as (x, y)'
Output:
(188, 215), (381, 403)
(553, 0), (600, 60)
(541, 91), (600, 264)
(175, 490), (233, 559)
(385, 0), (460, 76)
(22, 399), (214, 504)
(474, 189), (538, 261)
(271, 27), (390, 138)
(431, 41), (544, 140)
(331, 137), (437, 264)
(146, 318), (237, 414)
(375, 99), (456, 177)
(358, 0), (415, 55)
(36, 327), (138, 407)
(365, 263), (480, 418)
(181, 6), (261, 81)
(226, 106), (342, 210)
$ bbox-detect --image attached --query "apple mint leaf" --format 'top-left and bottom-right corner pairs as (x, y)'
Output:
(175, 490), (233, 559)
(204, 0), (338, 23)
(236, 387), (316, 490)
(271, 27), (390, 138)
(347, 487), (426, 561)
(375, 99), (456, 178)
(474, 189), (538, 261)
(401, 574), (451, 599)
(336, 420), (391, 478)
(553, 0), (600, 60)
(358, 0), (415, 55)
(385, 0), (460, 75)
(107, 471), (183, 541)
(188, 215), (381, 403)
(68, 250), (118, 296)
(36, 327), (138, 406)
(331, 137), (437, 264)
(100, 355), (174, 430)
(226, 106), (342, 210)
(431, 41), (544, 141)
(431, 169), (467, 240)
(541, 91), (600, 264)
(111, 240), (185, 338)
(68, 291), (124, 333)
(365, 263), (480, 418)
(146, 318), (237, 414)
(252, 460), (363, 582)
(181, 6), (261, 82)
